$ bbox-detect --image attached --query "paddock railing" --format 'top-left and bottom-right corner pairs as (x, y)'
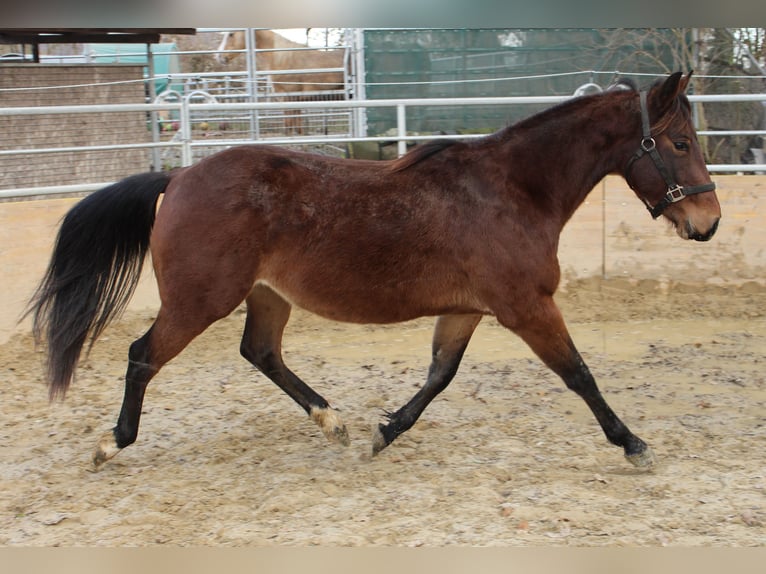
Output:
(1, 93), (765, 200)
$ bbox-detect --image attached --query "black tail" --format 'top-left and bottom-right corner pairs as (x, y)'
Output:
(25, 172), (172, 400)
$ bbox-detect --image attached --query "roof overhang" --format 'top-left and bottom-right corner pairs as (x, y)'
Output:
(0, 29), (196, 45)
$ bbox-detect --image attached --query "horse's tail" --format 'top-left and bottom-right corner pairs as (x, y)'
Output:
(25, 172), (172, 400)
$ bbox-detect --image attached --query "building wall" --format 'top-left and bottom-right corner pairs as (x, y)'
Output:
(0, 64), (152, 190)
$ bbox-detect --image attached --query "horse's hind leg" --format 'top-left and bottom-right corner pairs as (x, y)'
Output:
(93, 328), (156, 468)
(373, 313), (482, 455)
(240, 283), (349, 446)
(93, 308), (218, 468)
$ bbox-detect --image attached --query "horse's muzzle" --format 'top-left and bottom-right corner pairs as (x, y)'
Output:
(688, 217), (720, 242)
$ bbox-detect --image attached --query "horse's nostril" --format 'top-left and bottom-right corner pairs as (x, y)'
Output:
(691, 218), (720, 242)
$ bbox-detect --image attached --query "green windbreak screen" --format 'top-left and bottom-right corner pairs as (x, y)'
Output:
(363, 29), (683, 135)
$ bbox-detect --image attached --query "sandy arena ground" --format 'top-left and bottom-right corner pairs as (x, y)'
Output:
(0, 176), (764, 546)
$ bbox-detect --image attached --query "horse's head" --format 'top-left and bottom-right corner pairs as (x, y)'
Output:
(215, 31), (238, 65)
(622, 72), (721, 241)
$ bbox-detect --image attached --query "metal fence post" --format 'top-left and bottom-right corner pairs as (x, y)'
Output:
(351, 28), (367, 139)
(397, 104), (407, 157)
(146, 42), (162, 172)
(180, 95), (193, 166)
(245, 28), (260, 141)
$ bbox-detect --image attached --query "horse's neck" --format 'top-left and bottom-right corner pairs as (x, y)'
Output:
(498, 94), (638, 222)
(254, 30), (310, 70)
(253, 30), (275, 50)
(255, 30), (307, 50)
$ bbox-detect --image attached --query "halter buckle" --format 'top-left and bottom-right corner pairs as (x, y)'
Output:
(641, 137), (656, 152)
(666, 185), (685, 202)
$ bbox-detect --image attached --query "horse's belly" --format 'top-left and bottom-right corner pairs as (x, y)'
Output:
(256, 275), (484, 324)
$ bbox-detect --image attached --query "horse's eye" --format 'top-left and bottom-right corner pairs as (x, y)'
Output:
(673, 141), (689, 152)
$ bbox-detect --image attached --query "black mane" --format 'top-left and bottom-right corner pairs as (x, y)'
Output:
(389, 139), (462, 172)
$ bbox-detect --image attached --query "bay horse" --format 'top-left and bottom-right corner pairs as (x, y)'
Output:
(27, 72), (720, 470)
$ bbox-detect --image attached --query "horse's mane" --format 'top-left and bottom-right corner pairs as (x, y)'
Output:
(389, 139), (461, 172)
(389, 90), (616, 173)
(614, 75), (690, 120)
(388, 75), (687, 173)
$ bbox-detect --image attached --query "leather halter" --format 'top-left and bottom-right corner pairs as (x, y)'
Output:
(625, 91), (716, 219)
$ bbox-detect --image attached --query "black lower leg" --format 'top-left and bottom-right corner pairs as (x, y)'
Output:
(254, 350), (330, 414)
(112, 332), (157, 449)
(375, 314), (480, 453)
(240, 295), (349, 446)
(502, 297), (654, 466)
(563, 355), (647, 458)
(244, 345), (349, 445)
(376, 354), (463, 448)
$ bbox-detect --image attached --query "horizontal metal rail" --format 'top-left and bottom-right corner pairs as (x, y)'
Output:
(2, 93), (764, 199)
(0, 103), (182, 115)
(3, 93), (761, 117)
(0, 141), (181, 157)
(1, 182), (113, 199)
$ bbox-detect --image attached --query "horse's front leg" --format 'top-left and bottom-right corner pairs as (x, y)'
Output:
(498, 294), (656, 469)
(373, 313), (482, 455)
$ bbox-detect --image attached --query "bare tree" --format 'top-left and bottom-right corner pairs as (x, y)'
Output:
(702, 28), (765, 164)
(602, 28), (765, 164)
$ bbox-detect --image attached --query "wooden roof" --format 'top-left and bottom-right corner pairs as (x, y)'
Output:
(0, 28), (196, 45)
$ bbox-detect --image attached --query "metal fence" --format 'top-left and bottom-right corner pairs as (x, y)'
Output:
(0, 28), (358, 168)
(2, 28), (764, 199)
(1, 93), (765, 200)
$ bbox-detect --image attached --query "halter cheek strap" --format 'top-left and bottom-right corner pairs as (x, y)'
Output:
(625, 91), (716, 219)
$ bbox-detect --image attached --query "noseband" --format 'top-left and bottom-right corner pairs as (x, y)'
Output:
(625, 91), (716, 219)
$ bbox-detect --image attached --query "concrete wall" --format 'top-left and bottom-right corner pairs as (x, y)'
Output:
(558, 175), (766, 289)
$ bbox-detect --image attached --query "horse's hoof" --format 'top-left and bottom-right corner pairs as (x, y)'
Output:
(310, 406), (350, 446)
(625, 444), (657, 469)
(92, 431), (121, 470)
(329, 425), (350, 446)
(371, 424), (388, 456)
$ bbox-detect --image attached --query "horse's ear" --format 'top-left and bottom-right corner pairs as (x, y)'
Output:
(679, 70), (693, 93)
(650, 71), (685, 117)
